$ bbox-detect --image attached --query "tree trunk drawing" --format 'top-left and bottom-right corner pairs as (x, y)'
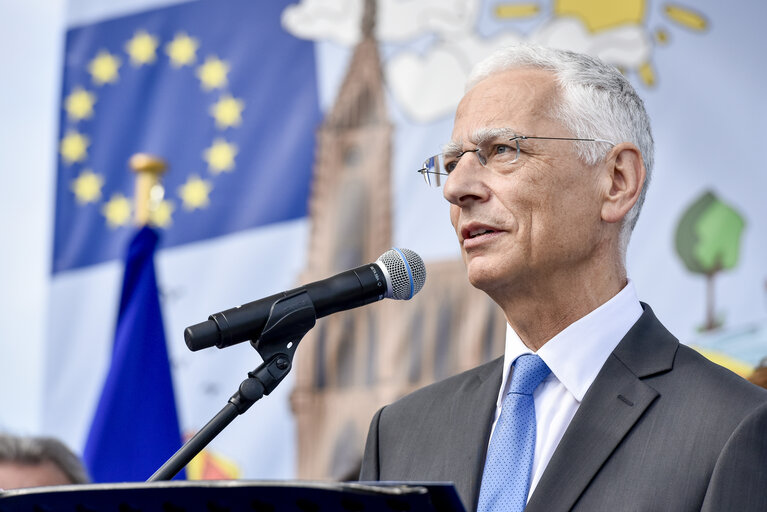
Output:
(705, 271), (717, 331)
(674, 191), (744, 332)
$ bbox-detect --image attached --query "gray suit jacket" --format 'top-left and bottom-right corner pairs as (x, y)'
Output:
(360, 304), (767, 511)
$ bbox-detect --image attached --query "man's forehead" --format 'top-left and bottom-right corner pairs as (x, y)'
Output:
(447, 68), (561, 150)
(460, 68), (558, 108)
(0, 460), (72, 488)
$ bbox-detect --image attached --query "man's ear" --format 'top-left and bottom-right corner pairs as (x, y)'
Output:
(600, 143), (646, 224)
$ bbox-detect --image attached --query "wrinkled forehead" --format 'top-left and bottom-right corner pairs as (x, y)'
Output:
(450, 68), (562, 144)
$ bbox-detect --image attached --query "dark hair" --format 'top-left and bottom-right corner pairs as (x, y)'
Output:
(0, 434), (90, 484)
(748, 362), (767, 390)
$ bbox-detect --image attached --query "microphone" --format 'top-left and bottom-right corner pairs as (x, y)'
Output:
(184, 248), (426, 351)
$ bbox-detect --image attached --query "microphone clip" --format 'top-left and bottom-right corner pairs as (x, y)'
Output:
(247, 290), (317, 396)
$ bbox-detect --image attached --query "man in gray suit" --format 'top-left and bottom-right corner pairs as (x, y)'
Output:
(360, 45), (767, 511)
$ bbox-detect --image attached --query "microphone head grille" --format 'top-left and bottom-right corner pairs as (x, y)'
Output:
(378, 248), (426, 300)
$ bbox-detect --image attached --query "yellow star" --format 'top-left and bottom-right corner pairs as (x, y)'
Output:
(88, 50), (121, 85)
(150, 199), (175, 228)
(64, 87), (96, 121)
(196, 56), (230, 91)
(179, 175), (213, 210)
(165, 32), (199, 68)
(102, 194), (132, 228)
(70, 169), (104, 204)
(125, 30), (159, 66)
(60, 130), (90, 164)
(210, 94), (245, 129)
(203, 138), (238, 174)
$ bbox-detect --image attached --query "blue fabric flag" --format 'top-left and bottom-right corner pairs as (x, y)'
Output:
(53, 0), (321, 274)
(84, 226), (184, 482)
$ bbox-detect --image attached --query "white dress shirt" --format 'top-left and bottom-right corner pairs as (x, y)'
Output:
(490, 280), (643, 501)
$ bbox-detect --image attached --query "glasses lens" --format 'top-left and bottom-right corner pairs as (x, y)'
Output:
(422, 154), (444, 188)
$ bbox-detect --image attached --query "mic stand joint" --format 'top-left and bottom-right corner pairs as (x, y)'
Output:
(148, 291), (317, 481)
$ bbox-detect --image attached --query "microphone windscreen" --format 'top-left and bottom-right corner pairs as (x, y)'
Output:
(377, 248), (426, 300)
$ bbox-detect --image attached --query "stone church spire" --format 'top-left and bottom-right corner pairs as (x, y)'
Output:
(292, 0), (506, 480)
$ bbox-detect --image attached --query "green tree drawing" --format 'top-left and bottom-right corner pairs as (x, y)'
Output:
(675, 191), (746, 331)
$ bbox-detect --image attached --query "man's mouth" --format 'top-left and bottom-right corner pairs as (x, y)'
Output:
(468, 229), (495, 239)
(461, 224), (499, 242)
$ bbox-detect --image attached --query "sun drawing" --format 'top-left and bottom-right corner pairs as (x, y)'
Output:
(495, 0), (708, 87)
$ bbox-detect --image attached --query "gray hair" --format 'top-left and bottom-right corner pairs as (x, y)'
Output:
(466, 45), (654, 255)
(0, 434), (90, 484)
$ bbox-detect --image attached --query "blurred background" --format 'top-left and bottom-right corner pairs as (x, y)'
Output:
(1, 0), (765, 482)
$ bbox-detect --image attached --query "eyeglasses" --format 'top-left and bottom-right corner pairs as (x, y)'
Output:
(417, 135), (616, 188)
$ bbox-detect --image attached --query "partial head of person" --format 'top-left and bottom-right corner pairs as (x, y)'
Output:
(748, 357), (767, 390)
(419, 45), (653, 344)
(0, 434), (90, 490)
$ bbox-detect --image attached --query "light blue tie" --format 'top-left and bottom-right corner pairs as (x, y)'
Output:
(477, 354), (551, 512)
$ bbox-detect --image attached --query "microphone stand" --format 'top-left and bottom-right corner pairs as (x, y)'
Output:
(148, 291), (317, 481)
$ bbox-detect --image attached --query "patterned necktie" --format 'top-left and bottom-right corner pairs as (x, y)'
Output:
(477, 354), (551, 512)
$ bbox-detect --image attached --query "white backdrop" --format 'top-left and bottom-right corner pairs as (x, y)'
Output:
(1, 0), (765, 478)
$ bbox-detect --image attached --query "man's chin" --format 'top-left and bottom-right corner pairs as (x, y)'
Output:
(465, 257), (527, 296)
(465, 264), (503, 293)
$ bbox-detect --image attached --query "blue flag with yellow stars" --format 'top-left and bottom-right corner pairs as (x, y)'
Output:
(84, 226), (184, 482)
(54, 0), (321, 273)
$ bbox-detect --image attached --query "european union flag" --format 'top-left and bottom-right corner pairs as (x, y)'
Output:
(53, 0), (321, 273)
(84, 226), (184, 482)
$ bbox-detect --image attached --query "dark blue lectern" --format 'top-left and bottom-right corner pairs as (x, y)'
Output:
(0, 480), (466, 512)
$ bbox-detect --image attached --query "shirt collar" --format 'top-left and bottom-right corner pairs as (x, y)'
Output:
(500, 280), (643, 403)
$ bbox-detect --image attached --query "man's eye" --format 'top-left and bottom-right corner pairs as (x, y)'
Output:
(444, 160), (458, 173)
(494, 144), (514, 155)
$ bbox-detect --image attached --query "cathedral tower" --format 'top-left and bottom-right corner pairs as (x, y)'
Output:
(292, 0), (506, 479)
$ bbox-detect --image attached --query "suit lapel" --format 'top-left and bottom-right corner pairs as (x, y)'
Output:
(526, 304), (678, 512)
(446, 356), (503, 511)
(525, 355), (659, 511)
